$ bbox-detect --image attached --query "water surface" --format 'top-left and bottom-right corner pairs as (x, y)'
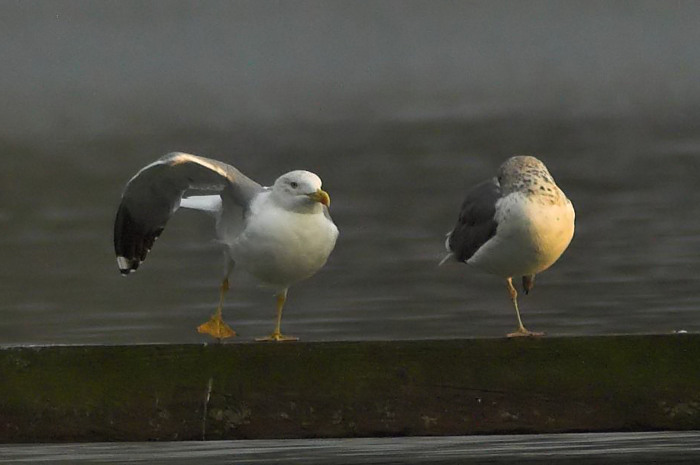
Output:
(1, 2), (699, 344)
(3, 432), (700, 464)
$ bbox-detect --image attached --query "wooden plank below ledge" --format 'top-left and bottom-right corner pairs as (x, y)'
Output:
(1, 335), (699, 442)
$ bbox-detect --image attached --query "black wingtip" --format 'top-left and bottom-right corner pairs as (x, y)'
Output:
(114, 203), (164, 274)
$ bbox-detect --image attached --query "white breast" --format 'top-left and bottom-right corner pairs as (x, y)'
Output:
(230, 195), (339, 288)
(468, 191), (575, 277)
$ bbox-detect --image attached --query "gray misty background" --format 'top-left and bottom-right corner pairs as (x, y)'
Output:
(1, 1), (699, 344)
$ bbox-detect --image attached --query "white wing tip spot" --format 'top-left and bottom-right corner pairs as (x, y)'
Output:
(117, 256), (137, 275)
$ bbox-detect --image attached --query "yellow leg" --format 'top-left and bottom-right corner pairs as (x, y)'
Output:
(197, 278), (236, 341)
(256, 289), (298, 342)
(505, 277), (544, 338)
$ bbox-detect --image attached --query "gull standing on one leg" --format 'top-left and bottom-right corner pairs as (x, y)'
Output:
(113, 152), (339, 342)
(442, 155), (575, 337)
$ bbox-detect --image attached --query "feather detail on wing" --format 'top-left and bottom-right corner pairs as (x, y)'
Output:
(445, 177), (501, 263)
(113, 152), (263, 274)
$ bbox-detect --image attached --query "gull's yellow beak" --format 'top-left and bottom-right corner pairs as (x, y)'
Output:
(308, 188), (331, 207)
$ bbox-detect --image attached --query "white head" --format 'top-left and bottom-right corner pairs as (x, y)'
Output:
(271, 170), (331, 212)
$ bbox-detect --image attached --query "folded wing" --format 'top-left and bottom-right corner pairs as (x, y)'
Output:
(447, 178), (501, 262)
(113, 152), (263, 274)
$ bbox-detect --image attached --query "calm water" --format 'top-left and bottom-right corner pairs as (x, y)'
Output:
(3, 432), (700, 464)
(1, 1), (700, 345)
(1, 116), (698, 345)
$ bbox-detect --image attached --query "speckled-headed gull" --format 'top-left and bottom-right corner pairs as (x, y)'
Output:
(442, 155), (575, 337)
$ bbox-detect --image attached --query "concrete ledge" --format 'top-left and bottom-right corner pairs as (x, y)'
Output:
(1, 335), (699, 442)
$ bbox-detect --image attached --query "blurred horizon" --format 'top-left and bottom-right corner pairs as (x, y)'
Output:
(2, 1), (700, 139)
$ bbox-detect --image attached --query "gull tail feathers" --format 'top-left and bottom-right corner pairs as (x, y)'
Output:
(439, 231), (455, 266)
(438, 252), (454, 267)
(180, 195), (222, 214)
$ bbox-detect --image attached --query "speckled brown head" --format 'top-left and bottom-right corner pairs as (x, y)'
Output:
(497, 155), (558, 198)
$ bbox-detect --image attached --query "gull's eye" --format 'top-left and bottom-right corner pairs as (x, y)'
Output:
(290, 181), (298, 188)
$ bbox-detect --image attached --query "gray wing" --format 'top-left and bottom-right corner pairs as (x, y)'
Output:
(447, 177), (500, 262)
(113, 152), (264, 274)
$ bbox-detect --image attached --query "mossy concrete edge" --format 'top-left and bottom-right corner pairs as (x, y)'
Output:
(1, 334), (698, 442)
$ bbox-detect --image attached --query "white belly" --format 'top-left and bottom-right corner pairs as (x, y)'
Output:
(468, 192), (575, 277)
(230, 206), (338, 288)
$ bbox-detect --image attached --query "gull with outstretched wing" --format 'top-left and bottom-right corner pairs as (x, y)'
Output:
(114, 152), (339, 341)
